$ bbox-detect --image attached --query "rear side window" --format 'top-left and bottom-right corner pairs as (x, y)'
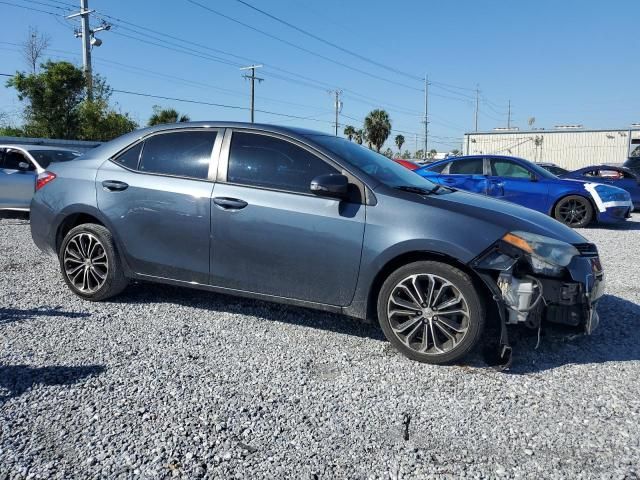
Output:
(139, 130), (217, 179)
(2, 149), (33, 170)
(114, 143), (143, 170)
(227, 132), (338, 194)
(449, 158), (484, 175)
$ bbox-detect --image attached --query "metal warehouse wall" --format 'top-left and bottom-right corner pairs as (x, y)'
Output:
(463, 129), (637, 170)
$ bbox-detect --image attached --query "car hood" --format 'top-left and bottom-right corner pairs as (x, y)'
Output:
(394, 187), (588, 244)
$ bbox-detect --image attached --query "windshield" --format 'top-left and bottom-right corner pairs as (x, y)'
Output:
(28, 149), (81, 168)
(307, 135), (437, 189)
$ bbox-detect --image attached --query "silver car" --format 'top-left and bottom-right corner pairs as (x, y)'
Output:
(0, 144), (81, 211)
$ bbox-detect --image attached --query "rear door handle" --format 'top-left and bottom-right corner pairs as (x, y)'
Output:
(213, 197), (248, 210)
(102, 180), (129, 192)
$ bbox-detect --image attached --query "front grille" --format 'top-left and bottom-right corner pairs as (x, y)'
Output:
(573, 243), (598, 257)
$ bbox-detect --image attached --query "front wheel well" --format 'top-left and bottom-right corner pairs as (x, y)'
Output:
(55, 213), (105, 252)
(549, 194), (597, 219)
(365, 251), (493, 324)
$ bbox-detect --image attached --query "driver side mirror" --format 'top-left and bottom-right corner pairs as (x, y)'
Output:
(18, 161), (31, 172)
(529, 173), (539, 182)
(310, 173), (349, 199)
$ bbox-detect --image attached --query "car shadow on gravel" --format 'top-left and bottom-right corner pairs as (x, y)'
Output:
(589, 218), (640, 231)
(0, 306), (91, 326)
(0, 211), (29, 221)
(506, 294), (640, 374)
(0, 364), (105, 403)
(114, 282), (386, 342)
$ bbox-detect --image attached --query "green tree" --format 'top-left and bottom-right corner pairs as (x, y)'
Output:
(364, 109), (391, 152)
(415, 149), (424, 160)
(7, 60), (85, 139)
(394, 134), (405, 153)
(77, 100), (137, 142)
(6, 61), (136, 141)
(343, 125), (356, 141)
(383, 147), (394, 158)
(428, 148), (437, 159)
(450, 149), (460, 156)
(401, 150), (411, 159)
(354, 129), (364, 145)
(148, 106), (190, 126)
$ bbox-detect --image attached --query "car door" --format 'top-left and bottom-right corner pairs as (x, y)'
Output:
(209, 130), (366, 306)
(0, 148), (38, 210)
(487, 157), (550, 212)
(96, 128), (222, 284)
(435, 157), (488, 194)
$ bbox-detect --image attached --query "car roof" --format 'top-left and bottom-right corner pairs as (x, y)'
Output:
(536, 162), (559, 167)
(128, 121), (331, 138)
(427, 154), (526, 166)
(0, 144), (80, 152)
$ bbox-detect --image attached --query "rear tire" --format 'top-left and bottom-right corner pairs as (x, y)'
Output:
(377, 261), (485, 364)
(58, 223), (128, 301)
(553, 195), (593, 228)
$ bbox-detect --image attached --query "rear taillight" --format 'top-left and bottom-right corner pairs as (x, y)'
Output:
(35, 171), (56, 191)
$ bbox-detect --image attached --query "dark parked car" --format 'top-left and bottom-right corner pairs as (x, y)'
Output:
(623, 157), (640, 176)
(561, 165), (640, 210)
(536, 162), (569, 176)
(30, 123), (605, 365)
(418, 155), (632, 228)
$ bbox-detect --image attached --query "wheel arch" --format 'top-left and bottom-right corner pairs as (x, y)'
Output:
(548, 192), (597, 218)
(364, 250), (493, 324)
(54, 205), (132, 275)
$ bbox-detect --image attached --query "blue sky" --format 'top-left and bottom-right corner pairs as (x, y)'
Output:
(1, 0), (638, 152)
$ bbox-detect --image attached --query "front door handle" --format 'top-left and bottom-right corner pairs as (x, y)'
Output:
(213, 197), (248, 210)
(102, 180), (129, 192)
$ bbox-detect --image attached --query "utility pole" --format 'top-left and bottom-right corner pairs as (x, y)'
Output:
(507, 100), (512, 129)
(474, 84), (480, 132)
(424, 75), (429, 154)
(415, 133), (418, 159)
(329, 89), (343, 136)
(68, 0), (110, 100)
(240, 64), (263, 123)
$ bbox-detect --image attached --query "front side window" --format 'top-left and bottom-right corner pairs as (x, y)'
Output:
(139, 130), (217, 179)
(450, 158), (484, 175)
(228, 132), (338, 193)
(491, 159), (531, 179)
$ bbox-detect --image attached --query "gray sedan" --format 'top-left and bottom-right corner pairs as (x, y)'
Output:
(0, 144), (80, 211)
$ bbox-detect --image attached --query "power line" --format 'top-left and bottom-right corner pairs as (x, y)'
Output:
(184, 0), (423, 92)
(232, 0), (422, 82)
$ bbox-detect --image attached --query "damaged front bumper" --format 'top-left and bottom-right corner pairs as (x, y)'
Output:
(471, 237), (605, 368)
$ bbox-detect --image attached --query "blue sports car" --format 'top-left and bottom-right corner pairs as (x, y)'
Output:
(418, 155), (633, 228)
(561, 165), (640, 211)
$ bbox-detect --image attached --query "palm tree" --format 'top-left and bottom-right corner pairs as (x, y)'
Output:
(343, 125), (356, 141)
(395, 134), (405, 154)
(364, 109), (391, 152)
(148, 106), (190, 126)
(354, 129), (364, 145)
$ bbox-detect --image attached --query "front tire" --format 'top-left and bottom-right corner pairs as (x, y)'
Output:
(553, 195), (593, 228)
(377, 261), (485, 364)
(58, 223), (128, 301)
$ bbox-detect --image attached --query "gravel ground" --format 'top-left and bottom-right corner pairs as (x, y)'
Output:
(1, 212), (639, 479)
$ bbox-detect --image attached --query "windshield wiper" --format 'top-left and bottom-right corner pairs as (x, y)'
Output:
(394, 185), (440, 195)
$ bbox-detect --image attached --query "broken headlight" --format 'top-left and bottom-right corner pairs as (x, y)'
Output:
(502, 231), (579, 277)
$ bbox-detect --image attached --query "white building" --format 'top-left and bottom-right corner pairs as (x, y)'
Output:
(462, 128), (640, 170)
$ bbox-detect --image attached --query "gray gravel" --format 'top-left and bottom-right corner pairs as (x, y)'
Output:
(1, 211), (639, 479)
